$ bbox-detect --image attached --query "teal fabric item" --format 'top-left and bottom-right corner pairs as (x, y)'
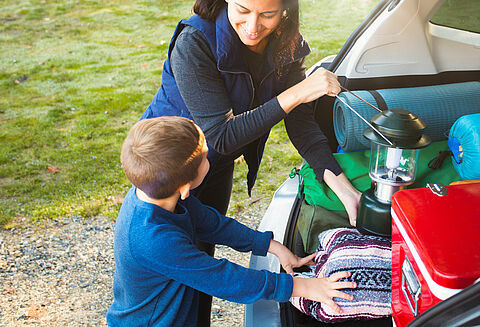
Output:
(449, 113), (480, 180)
(334, 81), (480, 151)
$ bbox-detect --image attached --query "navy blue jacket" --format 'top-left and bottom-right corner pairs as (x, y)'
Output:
(141, 8), (312, 193)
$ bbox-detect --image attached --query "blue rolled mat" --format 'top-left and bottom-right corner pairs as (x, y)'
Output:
(334, 81), (480, 151)
(448, 113), (480, 180)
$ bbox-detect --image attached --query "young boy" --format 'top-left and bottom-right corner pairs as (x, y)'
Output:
(106, 117), (356, 326)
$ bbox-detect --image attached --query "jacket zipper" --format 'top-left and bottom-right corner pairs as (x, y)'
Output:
(218, 68), (256, 108)
(219, 56), (305, 108)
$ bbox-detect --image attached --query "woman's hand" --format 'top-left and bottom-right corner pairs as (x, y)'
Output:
(268, 240), (316, 275)
(296, 67), (341, 101)
(277, 67), (341, 114)
(323, 170), (362, 226)
(292, 271), (356, 313)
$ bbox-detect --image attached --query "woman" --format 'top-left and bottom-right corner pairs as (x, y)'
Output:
(141, 0), (361, 323)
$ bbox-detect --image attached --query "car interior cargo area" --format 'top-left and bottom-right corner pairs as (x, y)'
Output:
(281, 76), (479, 326)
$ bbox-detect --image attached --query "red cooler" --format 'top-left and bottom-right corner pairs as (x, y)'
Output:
(391, 182), (480, 327)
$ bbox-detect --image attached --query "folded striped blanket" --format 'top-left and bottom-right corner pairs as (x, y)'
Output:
(290, 228), (392, 322)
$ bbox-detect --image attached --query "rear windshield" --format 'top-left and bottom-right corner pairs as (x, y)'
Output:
(430, 0), (480, 34)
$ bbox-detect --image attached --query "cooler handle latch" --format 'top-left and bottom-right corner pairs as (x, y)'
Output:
(427, 183), (448, 196)
(402, 256), (421, 317)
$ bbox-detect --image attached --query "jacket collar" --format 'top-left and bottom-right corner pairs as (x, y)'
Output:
(214, 6), (310, 74)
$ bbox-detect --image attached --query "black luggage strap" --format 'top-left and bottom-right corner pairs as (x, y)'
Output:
(367, 90), (388, 111)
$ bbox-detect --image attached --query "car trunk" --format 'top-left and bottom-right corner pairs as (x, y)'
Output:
(279, 69), (480, 326)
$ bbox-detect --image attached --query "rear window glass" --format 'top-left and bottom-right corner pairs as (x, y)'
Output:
(430, 0), (480, 33)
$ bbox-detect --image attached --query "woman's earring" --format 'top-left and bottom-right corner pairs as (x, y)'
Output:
(282, 10), (287, 17)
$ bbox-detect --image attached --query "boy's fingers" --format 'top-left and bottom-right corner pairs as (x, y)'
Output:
(329, 271), (351, 281)
(332, 290), (355, 301)
(283, 264), (294, 275)
(299, 253), (316, 266)
(334, 281), (357, 290)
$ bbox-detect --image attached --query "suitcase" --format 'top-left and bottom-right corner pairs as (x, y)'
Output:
(391, 182), (480, 327)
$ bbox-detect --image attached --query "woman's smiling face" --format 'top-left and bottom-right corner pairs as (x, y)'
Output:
(226, 0), (283, 53)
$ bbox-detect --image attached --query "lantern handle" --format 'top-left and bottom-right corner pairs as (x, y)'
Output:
(340, 86), (382, 113)
(335, 95), (395, 147)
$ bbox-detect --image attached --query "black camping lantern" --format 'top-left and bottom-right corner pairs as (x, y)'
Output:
(356, 109), (431, 237)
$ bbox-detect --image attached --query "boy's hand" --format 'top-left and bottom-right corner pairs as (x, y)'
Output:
(268, 240), (316, 275)
(292, 271), (356, 313)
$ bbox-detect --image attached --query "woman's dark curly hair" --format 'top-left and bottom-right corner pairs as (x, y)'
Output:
(193, 0), (300, 77)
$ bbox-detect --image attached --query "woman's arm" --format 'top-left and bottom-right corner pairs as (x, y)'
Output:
(172, 27), (360, 222)
(277, 67), (341, 113)
(283, 59), (361, 225)
(170, 26), (287, 155)
(285, 101), (361, 225)
(171, 27), (337, 157)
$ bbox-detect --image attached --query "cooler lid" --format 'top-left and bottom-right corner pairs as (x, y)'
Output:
(392, 182), (480, 289)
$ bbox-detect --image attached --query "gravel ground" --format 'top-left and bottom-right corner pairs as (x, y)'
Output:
(0, 196), (270, 326)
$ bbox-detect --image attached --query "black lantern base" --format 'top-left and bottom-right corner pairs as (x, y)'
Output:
(356, 188), (392, 237)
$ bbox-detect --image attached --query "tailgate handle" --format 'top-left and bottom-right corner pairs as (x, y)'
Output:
(402, 256), (421, 317)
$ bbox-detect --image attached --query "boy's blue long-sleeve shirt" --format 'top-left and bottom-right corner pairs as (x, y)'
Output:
(106, 187), (293, 326)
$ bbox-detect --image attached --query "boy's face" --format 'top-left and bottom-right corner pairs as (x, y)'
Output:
(189, 127), (210, 190)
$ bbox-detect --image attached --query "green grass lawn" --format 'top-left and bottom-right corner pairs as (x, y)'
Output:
(0, 0), (377, 227)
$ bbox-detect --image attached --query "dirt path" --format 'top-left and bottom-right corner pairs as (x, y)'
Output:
(0, 199), (269, 326)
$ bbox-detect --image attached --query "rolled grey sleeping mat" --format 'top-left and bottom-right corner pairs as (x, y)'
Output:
(333, 81), (480, 151)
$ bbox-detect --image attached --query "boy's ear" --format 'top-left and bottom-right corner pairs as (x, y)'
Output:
(178, 183), (192, 200)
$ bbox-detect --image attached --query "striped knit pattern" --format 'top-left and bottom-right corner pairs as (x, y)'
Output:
(290, 228), (392, 322)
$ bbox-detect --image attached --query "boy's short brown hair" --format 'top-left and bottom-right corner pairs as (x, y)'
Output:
(121, 117), (205, 199)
